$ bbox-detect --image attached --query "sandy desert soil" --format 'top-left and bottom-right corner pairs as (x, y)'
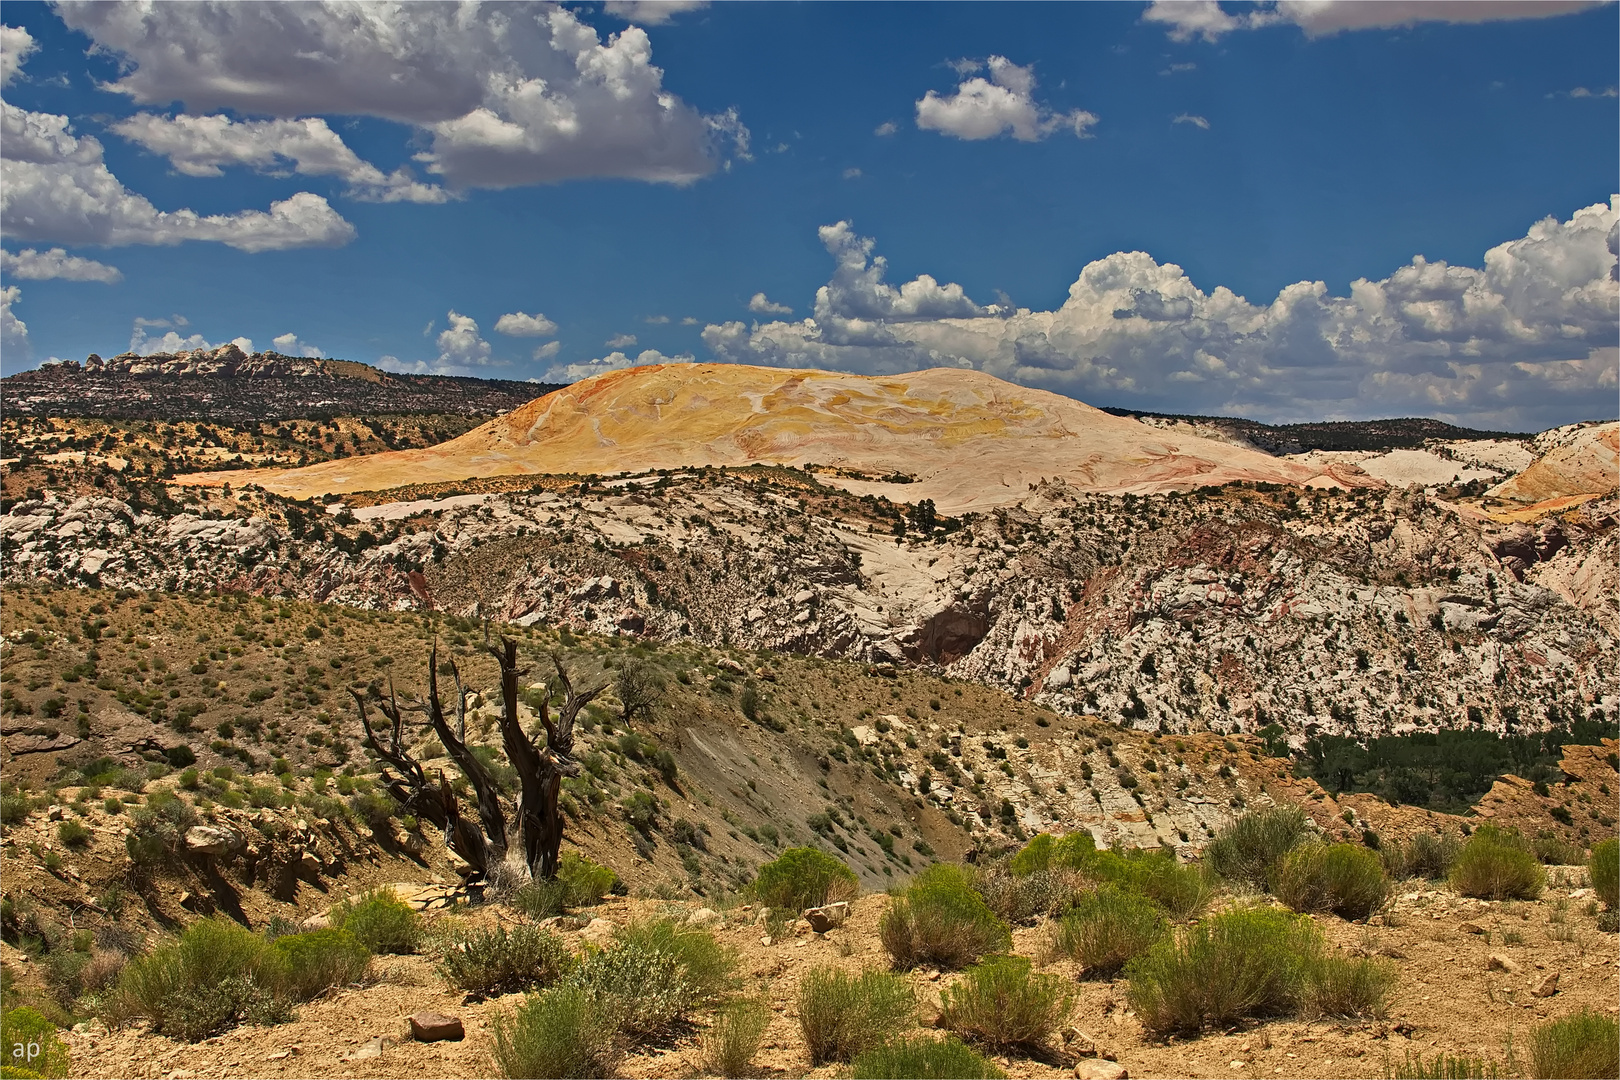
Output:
(51, 875), (1618, 1080)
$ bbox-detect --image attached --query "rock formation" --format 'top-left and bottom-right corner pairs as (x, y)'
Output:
(184, 364), (1380, 512)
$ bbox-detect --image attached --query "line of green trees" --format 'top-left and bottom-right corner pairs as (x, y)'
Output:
(1296, 718), (1617, 813)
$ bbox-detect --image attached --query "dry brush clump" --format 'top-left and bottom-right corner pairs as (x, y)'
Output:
(1529, 1009), (1619, 1080)
(937, 954), (1072, 1055)
(1272, 842), (1389, 921)
(331, 888), (422, 954)
(1050, 885), (1168, 978)
(486, 917), (738, 1079)
(1204, 805), (1313, 892)
(1449, 825), (1545, 901)
(109, 918), (370, 1042)
(880, 864), (1012, 971)
(797, 966), (917, 1065)
(1124, 905), (1394, 1037)
(749, 846), (859, 912)
(701, 997), (772, 1078)
(850, 1034), (1007, 1079)
(1589, 837), (1618, 910)
(436, 923), (573, 999)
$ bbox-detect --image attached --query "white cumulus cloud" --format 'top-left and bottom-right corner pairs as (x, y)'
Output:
(56, 2), (749, 190)
(1, 24), (36, 87)
(916, 56), (1097, 141)
(701, 201), (1620, 430)
(748, 292), (792, 315)
(533, 340), (561, 361)
(0, 247), (122, 283)
(1144, 0), (1602, 41)
(0, 103), (356, 251)
(128, 318), (253, 356)
(602, 1), (709, 25)
(495, 311), (559, 337)
(1173, 113), (1211, 129)
(874, 121), (898, 137)
(605, 332), (638, 349)
(110, 113), (447, 203)
(1, 284), (28, 357)
(271, 332), (323, 358)
(541, 347), (692, 384)
(437, 310), (495, 369)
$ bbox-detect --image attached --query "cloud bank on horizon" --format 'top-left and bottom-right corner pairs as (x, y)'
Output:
(704, 202), (1620, 430)
(1, 0), (1615, 430)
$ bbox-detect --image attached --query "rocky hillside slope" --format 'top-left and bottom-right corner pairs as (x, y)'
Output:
(1487, 420), (1619, 507)
(179, 364), (1381, 512)
(3, 470), (1614, 747)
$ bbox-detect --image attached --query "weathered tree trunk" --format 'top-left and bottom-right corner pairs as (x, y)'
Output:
(352, 686), (493, 878)
(485, 640), (603, 880)
(355, 639), (600, 886)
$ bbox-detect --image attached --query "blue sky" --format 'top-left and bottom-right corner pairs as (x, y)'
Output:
(1, 0), (1616, 429)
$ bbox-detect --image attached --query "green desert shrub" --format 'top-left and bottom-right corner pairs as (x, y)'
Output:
(1007, 831), (1097, 877)
(880, 864), (1011, 971)
(559, 852), (619, 904)
(1449, 826), (1544, 901)
(1125, 905), (1390, 1036)
(751, 847), (858, 911)
(514, 853), (621, 918)
(331, 889), (421, 954)
(1531, 836), (1587, 867)
(437, 923), (573, 999)
(796, 966), (916, 1065)
(1085, 847), (1212, 921)
(1529, 1009), (1618, 1080)
(850, 1035), (1007, 1079)
(1051, 886), (1168, 978)
(490, 984), (618, 1080)
(937, 954), (1072, 1055)
(1402, 831), (1460, 880)
(1205, 804), (1312, 891)
(272, 929), (370, 1002)
(112, 918), (293, 1041)
(1272, 843), (1389, 921)
(1589, 837), (1618, 910)
(1008, 832), (1059, 876)
(1, 1007), (71, 1079)
(577, 918), (736, 1038)
(701, 997), (771, 1079)
(1300, 952), (1398, 1020)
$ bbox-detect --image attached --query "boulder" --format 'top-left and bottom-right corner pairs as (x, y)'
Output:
(805, 902), (850, 933)
(184, 825), (237, 856)
(1533, 972), (1560, 998)
(1487, 953), (1521, 974)
(579, 918), (617, 947)
(1075, 1062), (1128, 1080)
(686, 907), (720, 927)
(409, 1012), (465, 1042)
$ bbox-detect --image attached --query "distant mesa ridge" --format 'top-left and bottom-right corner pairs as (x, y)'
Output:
(3, 345), (557, 422)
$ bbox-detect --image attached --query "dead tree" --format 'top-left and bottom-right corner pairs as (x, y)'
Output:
(354, 639), (601, 884)
(351, 647), (512, 881)
(488, 639), (605, 881)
